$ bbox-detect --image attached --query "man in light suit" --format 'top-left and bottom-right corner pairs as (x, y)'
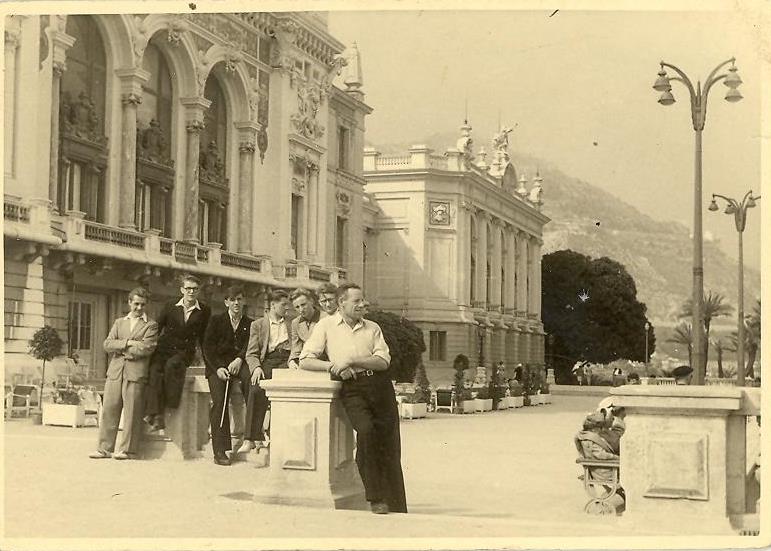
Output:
(288, 287), (320, 369)
(90, 287), (158, 460)
(238, 289), (294, 454)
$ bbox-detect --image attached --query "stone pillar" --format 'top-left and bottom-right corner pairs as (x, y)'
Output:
(180, 97), (211, 243)
(306, 165), (320, 260)
(4, 19), (21, 180)
(490, 219), (502, 312)
(458, 202), (473, 306)
(235, 121), (258, 253)
(531, 236), (543, 318)
(611, 385), (759, 534)
(116, 68), (150, 230)
(516, 231), (529, 315)
(46, 25), (76, 211)
(253, 370), (367, 510)
(475, 213), (488, 308)
(504, 225), (517, 314)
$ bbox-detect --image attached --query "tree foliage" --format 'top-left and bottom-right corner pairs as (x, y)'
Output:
(541, 250), (655, 383)
(727, 298), (761, 379)
(365, 309), (426, 383)
(28, 325), (64, 406)
(668, 322), (693, 367)
(678, 290), (733, 369)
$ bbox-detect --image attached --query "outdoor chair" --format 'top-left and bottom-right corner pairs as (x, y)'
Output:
(81, 389), (102, 427)
(433, 389), (454, 413)
(574, 436), (622, 515)
(6, 385), (39, 418)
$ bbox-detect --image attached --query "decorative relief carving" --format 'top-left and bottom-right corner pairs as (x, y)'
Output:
(60, 91), (107, 147)
(292, 177), (306, 195)
(239, 140), (255, 154)
(223, 44), (243, 73)
(199, 140), (226, 184)
(428, 201), (451, 226)
(256, 127), (268, 164)
(137, 119), (174, 168)
(188, 13), (258, 55)
(289, 149), (319, 173)
(336, 190), (351, 216)
(290, 84), (324, 140)
(121, 92), (142, 106)
(186, 119), (205, 134)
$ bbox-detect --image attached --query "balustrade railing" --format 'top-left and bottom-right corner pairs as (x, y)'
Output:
(309, 267), (331, 282)
(428, 155), (449, 170)
(83, 221), (145, 250)
(159, 238), (173, 256)
(4, 201), (30, 222)
(377, 156), (411, 168)
(174, 241), (197, 264)
(221, 251), (262, 272)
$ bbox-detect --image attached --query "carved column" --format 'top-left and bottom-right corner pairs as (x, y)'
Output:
(4, 20), (22, 179)
(490, 219), (502, 312)
(505, 225), (518, 314)
(180, 97), (211, 243)
(459, 202), (473, 306)
(306, 163), (320, 260)
(116, 68), (149, 230)
(235, 121), (259, 254)
(516, 231), (529, 315)
(474, 213), (488, 308)
(46, 24), (76, 211)
(531, 236), (543, 319)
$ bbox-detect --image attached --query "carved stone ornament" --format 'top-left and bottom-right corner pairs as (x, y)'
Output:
(239, 140), (256, 154)
(290, 84), (325, 140)
(223, 45), (243, 74)
(166, 17), (188, 45)
(429, 201), (451, 226)
(137, 119), (173, 168)
(289, 150), (319, 173)
(292, 177), (307, 194)
(256, 127), (268, 164)
(122, 92), (142, 106)
(457, 120), (474, 169)
(336, 190), (351, 216)
(186, 119), (205, 134)
(60, 90), (107, 147)
(199, 140), (226, 183)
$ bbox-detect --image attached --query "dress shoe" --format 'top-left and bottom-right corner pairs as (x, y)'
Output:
(213, 453), (231, 466)
(113, 451), (136, 460)
(89, 450), (111, 459)
(370, 502), (389, 515)
(236, 440), (255, 455)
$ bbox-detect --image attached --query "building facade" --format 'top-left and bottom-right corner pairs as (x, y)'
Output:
(362, 122), (549, 382)
(3, 12), (371, 383)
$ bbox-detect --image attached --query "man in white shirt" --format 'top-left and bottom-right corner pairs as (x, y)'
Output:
(90, 288), (158, 460)
(240, 289), (294, 454)
(300, 283), (407, 514)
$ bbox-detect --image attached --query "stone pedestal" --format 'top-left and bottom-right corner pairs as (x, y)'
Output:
(610, 385), (754, 534)
(142, 369), (211, 460)
(546, 368), (555, 385)
(253, 370), (366, 510)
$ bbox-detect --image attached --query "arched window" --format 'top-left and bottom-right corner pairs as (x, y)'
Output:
(136, 42), (174, 236)
(58, 15), (107, 221)
(199, 75), (228, 246)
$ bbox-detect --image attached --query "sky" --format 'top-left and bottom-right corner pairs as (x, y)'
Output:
(328, 7), (765, 269)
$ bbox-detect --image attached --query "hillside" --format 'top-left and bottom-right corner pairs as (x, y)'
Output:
(368, 133), (761, 325)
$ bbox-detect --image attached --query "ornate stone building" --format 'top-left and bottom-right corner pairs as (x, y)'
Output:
(362, 121), (549, 382)
(3, 12), (371, 382)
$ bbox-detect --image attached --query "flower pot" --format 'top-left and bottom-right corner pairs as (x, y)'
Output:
(31, 411), (43, 425)
(474, 398), (493, 412)
(42, 403), (85, 428)
(400, 402), (428, 420)
(541, 393), (552, 404)
(460, 399), (476, 414)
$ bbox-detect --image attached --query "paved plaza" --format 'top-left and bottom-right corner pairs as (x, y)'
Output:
(4, 395), (664, 541)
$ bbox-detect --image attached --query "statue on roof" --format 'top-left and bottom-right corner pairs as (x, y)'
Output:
(492, 127), (513, 153)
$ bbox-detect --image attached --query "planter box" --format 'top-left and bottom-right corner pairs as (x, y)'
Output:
(42, 403), (85, 428)
(500, 396), (515, 409)
(400, 402), (428, 420)
(533, 394), (545, 405)
(512, 396), (524, 408)
(542, 393), (552, 404)
(460, 399), (476, 414)
(474, 398), (493, 412)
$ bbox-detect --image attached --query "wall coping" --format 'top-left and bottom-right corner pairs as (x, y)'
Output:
(260, 369), (342, 400)
(610, 384), (744, 415)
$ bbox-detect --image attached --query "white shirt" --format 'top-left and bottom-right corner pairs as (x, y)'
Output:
(123, 312), (148, 333)
(175, 297), (201, 322)
(268, 315), (289, 353)
(299, 312), (390, 370)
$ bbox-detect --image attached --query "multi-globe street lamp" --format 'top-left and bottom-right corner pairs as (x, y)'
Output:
(708, 191), (760, 386)
(652, 58), (743, 385)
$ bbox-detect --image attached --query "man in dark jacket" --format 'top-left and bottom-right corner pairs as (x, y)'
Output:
(144, 274), (211, 431)
(202, 285), (253, 466)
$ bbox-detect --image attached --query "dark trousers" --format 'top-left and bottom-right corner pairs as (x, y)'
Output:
(340, 371), (407, 513)
(244, 350), (289, 441)
(208, 367), (251, 455)
(145, 351), (191, 419)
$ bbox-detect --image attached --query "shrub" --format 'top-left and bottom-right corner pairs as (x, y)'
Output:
(508, 380), (524, 396)
(28, 325), (64, 406)
(521, 363), (543, 397)
(365, 310), (426, 382)
(475, 387), (490, 400)
(452, 354), (472, 406)
(413, 362), (431, 404)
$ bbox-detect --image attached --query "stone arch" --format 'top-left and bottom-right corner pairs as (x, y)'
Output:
(198, 44), (251, 123)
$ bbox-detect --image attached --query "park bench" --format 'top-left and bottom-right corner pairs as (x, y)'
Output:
(575, 456), (621, 515)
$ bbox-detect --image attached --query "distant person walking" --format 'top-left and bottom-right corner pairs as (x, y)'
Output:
(90, 288), (158, 460)
(300, 282), (407, 515)
(144, 274), (211, 432)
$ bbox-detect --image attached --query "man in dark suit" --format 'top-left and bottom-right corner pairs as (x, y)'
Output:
(202, 285), (253, 466)
(239, 289), (293, 455)
(288, 287), (320, 368)
(90, 287), (158, 460)
(144, 274), (211, 431)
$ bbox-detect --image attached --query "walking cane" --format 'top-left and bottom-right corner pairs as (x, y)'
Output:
(219, 374), (231, 428)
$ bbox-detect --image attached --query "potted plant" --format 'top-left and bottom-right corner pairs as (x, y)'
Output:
(541, 382), (552, 404)
(42, 386), (86, 428)
(400, 388), (429, 420)
(452, 354), (475, 414)
(508, 380), (525, 408)
(28, 325), (64, 423)
(474, 386), (493, 412)
(521, 364), (542, 406)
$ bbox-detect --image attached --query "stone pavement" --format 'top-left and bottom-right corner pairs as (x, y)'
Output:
(3, 395), (666, 540)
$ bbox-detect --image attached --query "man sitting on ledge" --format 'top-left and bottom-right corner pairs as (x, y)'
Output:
(299, 282), (407, 515)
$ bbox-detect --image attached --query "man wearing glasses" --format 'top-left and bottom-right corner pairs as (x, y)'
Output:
(317, 282), (338, 317)
(144, 274), (211, 432)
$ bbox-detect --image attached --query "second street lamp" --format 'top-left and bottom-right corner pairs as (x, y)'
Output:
(652, 57), (743, 385)
(708, 191), (760, 386)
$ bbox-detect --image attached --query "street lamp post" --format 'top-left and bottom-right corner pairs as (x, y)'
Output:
(653, 58), (743, 385)
(708, 191), (760, 386)
(644, 321), (651, 364)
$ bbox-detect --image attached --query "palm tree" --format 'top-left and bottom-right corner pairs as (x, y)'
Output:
(679, 290), (734, 370)
(668, 322), (693, 367)
(728, 299), (761, 379)
(710, 337), (725, 378)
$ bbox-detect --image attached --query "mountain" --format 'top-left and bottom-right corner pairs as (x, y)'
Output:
(368, 132), (761, 325)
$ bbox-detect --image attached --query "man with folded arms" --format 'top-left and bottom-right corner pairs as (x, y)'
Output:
(300, 282), (407, 515)
(90, 287), (158, 460)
